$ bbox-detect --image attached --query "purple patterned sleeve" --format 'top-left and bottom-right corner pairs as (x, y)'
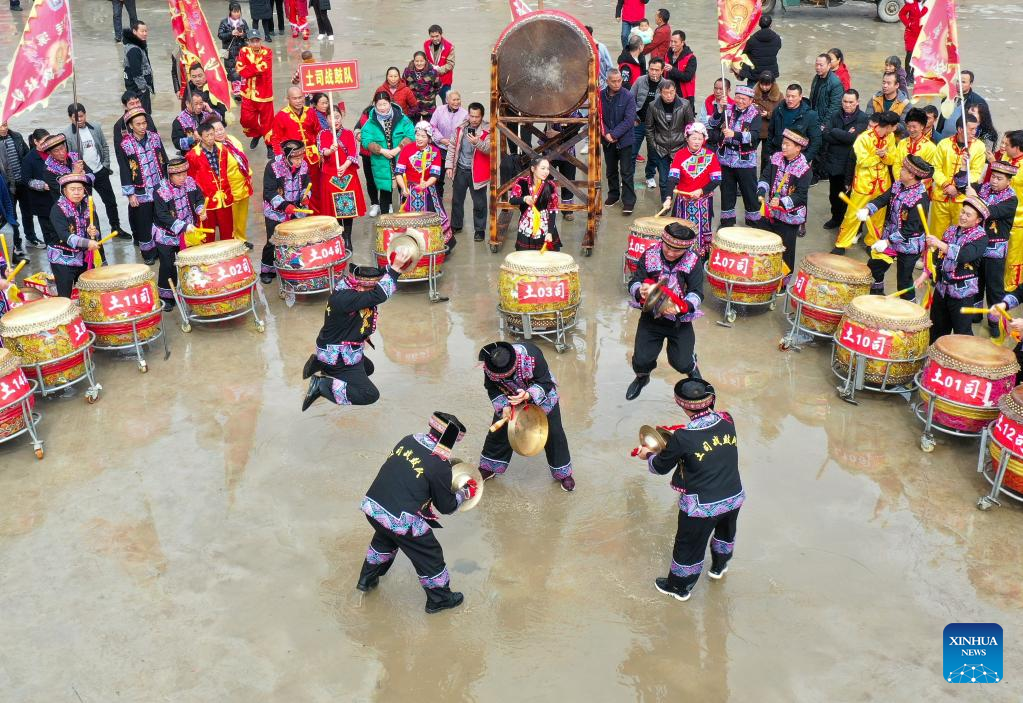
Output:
(492, 394), (510, 414)
(67, 233), (89, 249)
(1004, 294), (1019, 310)
(647, 454), (659, 474)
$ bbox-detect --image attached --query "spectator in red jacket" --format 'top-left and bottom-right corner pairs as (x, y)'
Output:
(375, 67), (419, 123)
(642, 8), (670, 62)
(615, 0), (650, 50)
(424, 24), (455, 104)
(899, 0), (927, 81)
(827, 48), (851, 90)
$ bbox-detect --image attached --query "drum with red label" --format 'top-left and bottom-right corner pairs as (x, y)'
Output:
(75, 264), (162, 347)
(986, 386), (1023, 494)
(374, 212), (445, 281)
(498, 251), (581, 332)
(0, 347), (34, 440)
(271, 215), (351, 294)
(175, 240), (257, 317)
(917, 335), (1019, 433)
(0, 297), (92, 387)
(624, 216), (686, 277)
(790, 253), (873, 334)
(833, 295), (931, 386)
(706, 227), (785, 304)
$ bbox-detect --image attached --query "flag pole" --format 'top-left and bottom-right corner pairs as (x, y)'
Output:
(67, 1), (82, 155)
(956, 67), (968, 151)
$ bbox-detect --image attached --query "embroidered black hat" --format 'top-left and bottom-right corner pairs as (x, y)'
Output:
(674, 378), (716, 411)
(478, 341), (517, 379)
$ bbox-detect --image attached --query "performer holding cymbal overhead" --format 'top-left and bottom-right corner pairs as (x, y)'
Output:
(478, 341), (575, 492)
(626, 221), (704, 401)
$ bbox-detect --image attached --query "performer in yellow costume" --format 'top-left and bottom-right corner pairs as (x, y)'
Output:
(834, 112), (900, 252)
(891, 108), (938, 182)
(928, 114), (985, 241)
(995, 130), (1023, 289)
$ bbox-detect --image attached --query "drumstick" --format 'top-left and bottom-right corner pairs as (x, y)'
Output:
(96, 231), (119, 247)
(6, 259), (27, 280)
(838, 192), (852, 206)
(917, 204), (932, 239)
(294, 207), (314, 214)
(655, 203), (670, 217)
(960, 307), (994, 315)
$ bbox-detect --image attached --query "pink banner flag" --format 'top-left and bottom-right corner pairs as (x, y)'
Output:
(509, 0), (533, 20)
(0, 0), (74, 125)
(910, 0), (961, 101)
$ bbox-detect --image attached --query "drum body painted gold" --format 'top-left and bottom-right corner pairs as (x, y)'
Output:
(375, 212), (445, 280)
(271, 215), (350, 293)
(834, 295), (930, 385)
(175, 240), (257, 317)
(76, 264), (161, 346)
(986, 386), (1023, 494)
(707, 226), (784, 304)
(0, 297), (90, 386)
(624, 216), (685, 275)
(498, 250), (581, 332)
(0, 348), (34, 438)
(790, 253), (872, 334)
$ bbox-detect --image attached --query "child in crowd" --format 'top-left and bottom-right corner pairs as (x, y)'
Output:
(630, 18), (653, 45)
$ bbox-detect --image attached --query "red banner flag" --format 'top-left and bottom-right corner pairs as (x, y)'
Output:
(509, 0), (532, 20)
(910, 0), (961, 101)
(0, 0), (74, 125)
(169, 0), (231, 109)
(718, 0), (762, 66)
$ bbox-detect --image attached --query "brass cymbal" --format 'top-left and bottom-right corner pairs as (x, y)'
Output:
(638, 425), (673, 453)
(449, 458), (484, 512)
(508, 403), (549, 457)
(642, 280), (669, 318)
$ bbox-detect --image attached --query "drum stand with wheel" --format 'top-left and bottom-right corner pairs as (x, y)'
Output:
(171, 281), (267, 333)
(88, 312), (171, 373)
(22, 332), (102, 404)
(779, 290), (842, 351)
(911, 371), (988, 453)
(497, 302), (580, 353)
(276, 257), (351, 302)
(395, 249), (449, 304)
(703, 263), (782, 327)
(830, 342), (923, 405)
(0, 380), (44, 459)
(975, 424), (1023, 511)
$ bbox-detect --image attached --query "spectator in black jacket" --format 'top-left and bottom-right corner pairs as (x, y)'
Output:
(809, 54), (844, 129)
(646, 81), (695, 200)
(0, 123), (42, 253)
(122, 21), (154, 113)
(21, 129), (56, 245)
(821, 89), (869, 229)
(767, 84), (821, 166)
(735, 15), (781, 84)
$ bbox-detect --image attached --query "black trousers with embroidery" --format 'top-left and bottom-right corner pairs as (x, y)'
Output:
(319, 357), (380, 406)
(262, 217), (279, 275)
(977, 256), (1006, 311)
(867, 253), (918, 300)
(668, 507), (740, 591)
(480, 403), (572, 479)
(719, 165), (758, 225)
(632, 315), (697, 376)
(357, 515), (456, 606)
(156, 242), (179, 301)
(51, 262), (86, 298)
(929, 290), (973, 342)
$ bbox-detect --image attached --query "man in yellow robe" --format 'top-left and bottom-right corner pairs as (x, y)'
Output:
(928, 115), (986, 240)
(892, 108), (939, 182)
(833, 111), (900, 252)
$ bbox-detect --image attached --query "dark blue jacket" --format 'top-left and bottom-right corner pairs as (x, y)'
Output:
(0, 172), (17, 229)
(600, 86), (637, 148)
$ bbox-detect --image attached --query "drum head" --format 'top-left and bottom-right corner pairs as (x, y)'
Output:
(931, 334), (1018, 370)
(508, 403), (549, 457)
(848, 294), (928, 322)
(175, 239), (247, 265)
(503, 249), (576, 271)
(714, 226), (784, 254)
(0, 296), (76, 334)
(78, 263), (151, 284)
(802, 252), (872, 282)
(631, 216), (683, 237)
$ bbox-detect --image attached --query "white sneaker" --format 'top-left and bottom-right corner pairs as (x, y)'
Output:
(368, 204), (381, 217)
(317, 34), (325, 40)
(327, 35), (334, 41)
(645, 178), (656, 189)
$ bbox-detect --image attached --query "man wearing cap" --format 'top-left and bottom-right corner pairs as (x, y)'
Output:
(117, 106), (168, 265)
(301, 251), (412, 411)
(40, 134), (93, 207)
(236, 30), (275, 150)
(152, 157), (205, 309)
(186, 122), (235, 243)
(756, 129), (811, 278)
(48, 174), (102, 297)
(834, 111), (901, 254)
(858, 154), (933, 299)
(928, 114), (986, 244)
(634, 378), (745, 603)
(626, 221), (704, 401)
(915, 196), (989, 340)
(975, 162), (1019, 331)
(355, 411), (475, 614)
(261, 140), (311, 284)
(478, 340), (576, 492)
(708, 85), (761, 228)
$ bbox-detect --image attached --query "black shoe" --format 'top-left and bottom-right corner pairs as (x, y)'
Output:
(249, 136), (261, 149)
(822, 218), (840, 230)
(302, 375), (330, 411)
(117, 230), (133, 240)
(302, 353), (321, 379)
(474, 232), (484, 241)
(869, 283), (885, 296)
(26, 238), (46, 249)
(707, 564), (729, 580)
(654, 577), (691, 602)
(688, 365), (703, 380)
(355, 575), (379, 592)
(244, 241), (254, 250)
(829, 247), (846, 256)
(260, 272), (275, 284)
(264, 33), (273, 42)
(161, 299), (176, 312)
(604, 196), (620, 207)
(626, 374), (650, 401)
(446, 237), (457, 255)
(622, 206), (634, 216)
(143, 256), (157, 266)
(451, 227), (463, 233)
(425, 591), (464, 614)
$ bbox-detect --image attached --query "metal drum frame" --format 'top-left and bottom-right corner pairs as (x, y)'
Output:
(88, 310), (170, 373)
(0, 379), (44, 459)
(975, 424), (1023, 510)
(276, 254), (351, 300)
(830, 339), (924, 405)
(779, 288), (844, 351)
(911, 370), (993, 452)
(171, 280), (267, 333)
(21, 331), (102, 403)
(497, 301), (579, 353)
(702, 261), (782, 327)
(380, 248), (449, 303)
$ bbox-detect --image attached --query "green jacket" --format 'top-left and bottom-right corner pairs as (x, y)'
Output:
(359, 106), (415, 192)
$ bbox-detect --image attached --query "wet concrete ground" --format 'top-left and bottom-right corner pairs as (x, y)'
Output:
(1, 1), (1022, 700)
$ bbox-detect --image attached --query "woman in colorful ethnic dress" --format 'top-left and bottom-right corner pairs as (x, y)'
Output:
(664, 123), (722, 255)
(402, 52), (442, 123)
(394, 122), (454, 248)
(508, 157), (561, 251)
(318, 102), (366, 252)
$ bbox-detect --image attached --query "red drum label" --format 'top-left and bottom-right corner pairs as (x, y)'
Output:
(709, 249), (754, 278)
(992, 414), (1023, 455)
(921, 363), (996, 407)
(838, 319), (892, 358)
(626, 234), (656, 259)
(67, 316), (88, 347)
(100, 284), (155, 317)
(299, 237), (346, 267)
(790, 270), (811, 301)
(517, 278), (570, 304)
(210, 255), (254, 287)
(0, 368), (31, 405)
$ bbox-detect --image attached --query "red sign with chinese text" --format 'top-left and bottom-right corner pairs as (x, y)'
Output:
(300, 61), (360, 94)
(0, 368), (31, 406)
(626, 234), (657, 259)
(838, 319), (892, 359)
(921, 362), (996, 408)
(299, 237), (346, 268)
(709, 249), (754, 278)
(100, 285), (156, 318)
(992, 414), (1023, 456)
(210, 255), (254, 287)
(790, 270), (811, 301)
(517, 278), (570, 304)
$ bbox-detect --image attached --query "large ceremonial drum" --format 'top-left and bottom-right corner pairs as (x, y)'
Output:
(624, 216), (686, 275)
(0, 297), (91, 387)
(271, 215), (350, 292)
(834, 295), (931, 386)
(707, 227), (785, 304)
(495, 12), (595, 118)
(0, 348), (34, 438)
(498, 250), (581, 331)
(917, 335), (1019, 433)
(374, 212), (446, 280)
(790, 253), (873, 334)
(175, 240), (256, 317)
(986, 386), (1023, 493)
(76, 264), (161, 346)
